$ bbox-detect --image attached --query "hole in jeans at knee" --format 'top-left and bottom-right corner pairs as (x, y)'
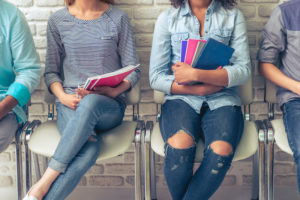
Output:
(210, 140), (233, 156)
(167, 130), (195, 149)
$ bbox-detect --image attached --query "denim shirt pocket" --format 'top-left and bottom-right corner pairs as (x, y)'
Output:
(171, 32), (189, 49)
(171, 32), (189, 59)
(210, 29), (232, 45)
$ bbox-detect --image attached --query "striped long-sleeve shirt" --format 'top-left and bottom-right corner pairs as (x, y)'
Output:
(44, 5), (140, 101)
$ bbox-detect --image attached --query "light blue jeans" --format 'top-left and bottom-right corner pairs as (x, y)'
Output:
(44, 94), (125, 200)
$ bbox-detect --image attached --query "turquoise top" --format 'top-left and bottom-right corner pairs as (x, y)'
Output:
(0, 0), (41, 123)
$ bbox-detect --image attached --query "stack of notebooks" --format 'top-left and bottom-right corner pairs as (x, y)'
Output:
(181, 38), (235, 70)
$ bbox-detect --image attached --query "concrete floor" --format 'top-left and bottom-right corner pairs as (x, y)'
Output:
(1, 185), (300, 200)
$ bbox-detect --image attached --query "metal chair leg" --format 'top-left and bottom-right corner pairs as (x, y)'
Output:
(33, 153), (41, 182)
(251, 151), (259, 200)
(15, 133), (23, 200)
(24, 140), (32, 191)
(144, 127), (151, 200)
(150, 147), (157, 200)
(42, 156), (49, 174)
(264, 119), (274, 200)
(255, 120), (266, 200)
(267, 140), (274, 200)
(135, 121), (143, 200)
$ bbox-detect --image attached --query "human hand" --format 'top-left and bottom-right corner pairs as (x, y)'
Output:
(172, 62), (197, 84)
(92, 86), (119, 98)
(58, 93), (82, 110)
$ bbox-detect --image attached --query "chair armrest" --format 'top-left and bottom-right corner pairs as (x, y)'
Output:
(24, 120), (42, 142)
(145, 121), (154, 144)
(125, 82), (141, 105)
(153, 90), (165, 104)
(134, 120), (145, 143)
(255, 120), (266, 143)
(263, 119), (274, 142)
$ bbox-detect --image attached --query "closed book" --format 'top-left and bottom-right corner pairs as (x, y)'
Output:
(191, 40), (206, 66)
(83, 64), (139, 90)
(184, 39), (200, 65)
(180, 40), (188, 62)
(193, 38), (234, 70)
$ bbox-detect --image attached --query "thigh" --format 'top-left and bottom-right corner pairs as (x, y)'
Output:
(282, 99), (300, 157)
(159, 99), (201, 143)
(79, 94), (125, 131)
(201, 105), (244, 151)
(0, 112), (18, 152)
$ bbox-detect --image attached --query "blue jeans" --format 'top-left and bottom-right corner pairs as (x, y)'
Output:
(44, 94), (125, 200)
(159, 100), (243, 200)
(282, 98), (300, 193)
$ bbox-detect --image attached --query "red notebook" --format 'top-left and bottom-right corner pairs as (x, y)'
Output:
(83, 64), (139, 90)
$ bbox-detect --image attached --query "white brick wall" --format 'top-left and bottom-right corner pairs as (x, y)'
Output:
(1, 0), (296, 193)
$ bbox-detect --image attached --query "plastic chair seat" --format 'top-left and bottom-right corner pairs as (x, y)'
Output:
(28, 120), (138, 161)
(151, 120), (258, 162)
(271, 118), (292, 155)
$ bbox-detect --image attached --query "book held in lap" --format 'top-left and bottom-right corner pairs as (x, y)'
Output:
(83, 64), (140, 90)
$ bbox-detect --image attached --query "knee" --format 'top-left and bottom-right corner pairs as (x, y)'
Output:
(167, 131), (195, 149)
(77, 94), (103, 113)
(210, 141), (233, 156)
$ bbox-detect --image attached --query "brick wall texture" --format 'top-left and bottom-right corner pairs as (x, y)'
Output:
(1, 0), (295, 193)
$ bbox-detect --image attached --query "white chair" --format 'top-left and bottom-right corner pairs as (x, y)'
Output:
(144, 76), (267, 200)
(24, 82), (144, 200)
(264, 80), (293, 200)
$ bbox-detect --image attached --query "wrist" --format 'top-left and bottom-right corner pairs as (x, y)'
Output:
(193, 69), (202, 82)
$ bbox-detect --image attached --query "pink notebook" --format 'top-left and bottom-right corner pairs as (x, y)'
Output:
(184, 39), (200, 65)
(84, 64), (139, 90)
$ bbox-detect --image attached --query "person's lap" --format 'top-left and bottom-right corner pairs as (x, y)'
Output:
(0, 112), (18, 153)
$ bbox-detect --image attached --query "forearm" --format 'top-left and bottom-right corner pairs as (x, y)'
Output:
(194, 69), (229, 86)
(49, 82), (66, 99)
(171, 82), (221, 96)
(112, 80), (131, 96)
(0, 96), (18, 120)
(259, 62), (300, 94)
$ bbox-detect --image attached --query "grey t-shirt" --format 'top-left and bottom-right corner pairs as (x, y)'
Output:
(44, 5), (140, 101)
(258, 0), (300, 106)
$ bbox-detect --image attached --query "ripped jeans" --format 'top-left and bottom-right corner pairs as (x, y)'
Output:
(159, 100), (244, 200)
(44, 94), (125, 200)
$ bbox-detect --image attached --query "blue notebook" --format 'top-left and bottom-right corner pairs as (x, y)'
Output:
(180, 40), (188, 62)
(193, 38), (234, 70)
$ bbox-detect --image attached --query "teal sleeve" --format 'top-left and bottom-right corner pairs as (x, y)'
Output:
(10, 9), (42, 94)
(6, 82), (30, 106)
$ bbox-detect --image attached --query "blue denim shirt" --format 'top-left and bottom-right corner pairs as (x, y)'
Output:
(149, 0), (250, 113)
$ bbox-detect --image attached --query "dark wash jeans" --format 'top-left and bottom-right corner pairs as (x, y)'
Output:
(159, 100), (244, 200)
(282, 98), (300, 194)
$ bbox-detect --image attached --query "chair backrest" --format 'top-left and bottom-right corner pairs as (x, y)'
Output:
(44, 82), (141, 105)
(265, 80), (277, 104)
(154, 75), (253, 105)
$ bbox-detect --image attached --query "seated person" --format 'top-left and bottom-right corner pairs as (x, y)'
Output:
(149, 0), (250, 199)
(258, 0), (300, 195)
(24, 0), (140, 199)
(0, 0), (41, 153)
